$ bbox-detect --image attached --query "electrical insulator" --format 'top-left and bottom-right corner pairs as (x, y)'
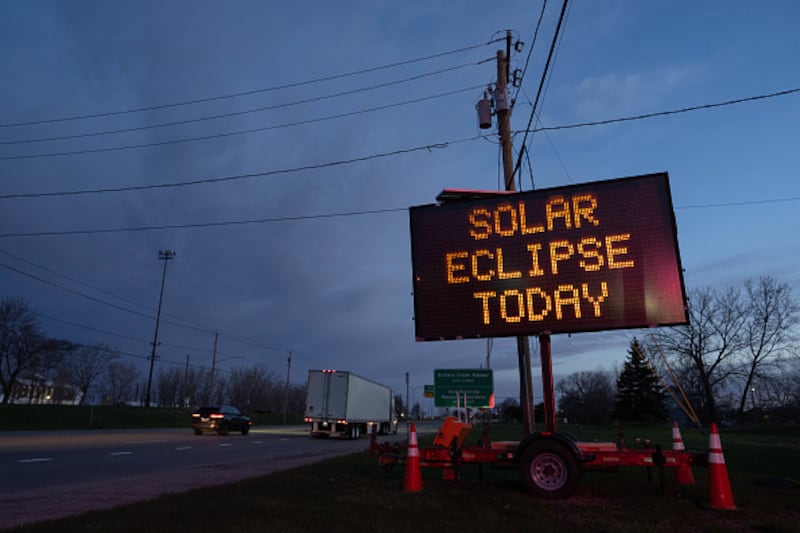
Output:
(476, 93), (492, 129)
(494, 84), (510, 112)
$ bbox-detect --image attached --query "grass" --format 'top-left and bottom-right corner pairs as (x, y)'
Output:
(7, 419), (800, 532)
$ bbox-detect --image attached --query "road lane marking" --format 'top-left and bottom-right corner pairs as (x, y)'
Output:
(109, 451), (133, 456)
(175, 446), (192, 451)
(17, 457), (53, 463)
(218, 443), (232, 447)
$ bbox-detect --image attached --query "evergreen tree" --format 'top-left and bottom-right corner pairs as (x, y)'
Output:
(612, 339), (668, 423)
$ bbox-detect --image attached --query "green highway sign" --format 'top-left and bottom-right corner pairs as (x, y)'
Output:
(424, 384), (435, 398)
(434, 368), (494, 408)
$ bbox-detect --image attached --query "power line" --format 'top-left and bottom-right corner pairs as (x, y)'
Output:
(5, 257), (294, 362)
(2, 194), (798, 241)
(0, 86), (483, 161)
(511, 0), (548, 107)
(0, 247), (289, 354)
(512, 0), (570, 181)
(675, 196), (800, 210)
(519, 87), (800, 134)
(0, 138), (471, 200)
(0, 249), (153, 312)
(1, 61), (489, 146)
(0, 40), (500, 128)
(0, 261), (208, 334)
(6, 83), (795, 202)
(0, 262), (155, 320)
(34, 310), (209, 353)
(0, 208), (409, 238)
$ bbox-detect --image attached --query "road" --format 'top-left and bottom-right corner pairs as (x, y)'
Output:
(0, 423), (429, 529)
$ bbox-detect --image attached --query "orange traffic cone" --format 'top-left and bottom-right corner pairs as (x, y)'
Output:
(707, 423), (736, 510)
(403, 423), (423, 492)
(672, 421), (695, 485)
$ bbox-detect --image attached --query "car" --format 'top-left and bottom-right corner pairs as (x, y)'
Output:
(191, 405), (252, 435)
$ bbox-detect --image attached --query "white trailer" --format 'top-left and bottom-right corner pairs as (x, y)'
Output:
(303, 369), (397, 439)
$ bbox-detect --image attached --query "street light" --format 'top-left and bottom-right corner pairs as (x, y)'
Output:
(144, 249), (176, 407)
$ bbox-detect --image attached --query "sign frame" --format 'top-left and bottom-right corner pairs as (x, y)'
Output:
(409, 172), (688, 341)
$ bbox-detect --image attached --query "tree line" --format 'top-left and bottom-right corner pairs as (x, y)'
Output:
(555, 276), (799, 426)
(0, 296), (305, 414)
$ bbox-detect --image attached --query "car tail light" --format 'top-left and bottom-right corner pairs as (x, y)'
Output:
(303, 417), (312, 423)
(210, 413), (224, 419)
(192, 413), (200, 418)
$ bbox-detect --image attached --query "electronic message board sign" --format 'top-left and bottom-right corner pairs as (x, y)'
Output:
(409, 172), (688, 341)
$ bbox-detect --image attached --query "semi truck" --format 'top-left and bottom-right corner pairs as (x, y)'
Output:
(303, 369), (397, 439)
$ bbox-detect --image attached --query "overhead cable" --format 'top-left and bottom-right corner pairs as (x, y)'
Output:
(4, 84), (796, 201)
(1, 61), (489, 146)
(520, 87), (800, 134)
(0, 86), (483, 160)
(0, 208), (409, 238)
(0, 40), (500, 128)
(0, 138), (468, 199)
(512, 0), (570, 181)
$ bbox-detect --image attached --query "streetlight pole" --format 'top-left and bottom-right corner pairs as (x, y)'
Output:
(144, 249), (176, 407)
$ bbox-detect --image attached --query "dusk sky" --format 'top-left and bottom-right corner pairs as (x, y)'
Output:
(1, 1), (798, 408)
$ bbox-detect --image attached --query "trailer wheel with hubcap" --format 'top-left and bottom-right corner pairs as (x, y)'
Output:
(519, 439), (579, 499)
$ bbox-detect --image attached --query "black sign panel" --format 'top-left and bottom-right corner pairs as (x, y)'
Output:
(409, 173), (688, 341)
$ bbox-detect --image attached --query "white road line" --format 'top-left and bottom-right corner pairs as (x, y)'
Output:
(17, 457), (53, 463)
(218, 443), (232, 447)
(109, 451), (133, 456)
(175, 446), (192, 451)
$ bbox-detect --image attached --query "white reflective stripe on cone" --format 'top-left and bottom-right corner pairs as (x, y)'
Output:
(709, 451), (726, 464)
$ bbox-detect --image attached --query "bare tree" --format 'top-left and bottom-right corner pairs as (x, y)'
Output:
(735, 277), (799, 419)
(556, 369), (615, 424)
(21, 336), (73, 404)
(156, 366), (183, 408)
(650, 286), (747, 424)
(0, 297), (73, 404)
(226, 365), (278, 412)
(102, 362), (140, 405)
(0, 297), (39, 403)
(66, 343), (119, 405)
(193, 368), (214, 406)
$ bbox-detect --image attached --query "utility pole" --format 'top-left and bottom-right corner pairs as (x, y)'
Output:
(282, 351), (292, 423)
(496, 33), (536, 436)
(183, 354), (190, 407)
(210, 332), (219, 402)
(145, 249), (176, 408)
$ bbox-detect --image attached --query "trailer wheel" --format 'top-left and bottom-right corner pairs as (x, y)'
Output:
(519, 439), (579, 499)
